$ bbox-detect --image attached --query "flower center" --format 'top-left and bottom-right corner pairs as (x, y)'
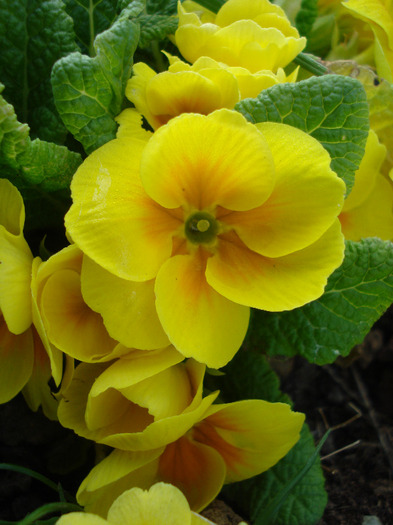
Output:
(185, 211), (219, 244)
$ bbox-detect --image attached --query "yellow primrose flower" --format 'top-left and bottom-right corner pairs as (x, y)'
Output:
(65, 109), (345, 368)
(0, 179), (63, 413)
(76, 398), (304, 515)
(34, 244), (169, 363)
(339, 130), (393, 241)
(174, 0), (306, 73)
(126, 56), (298, 129)
(57, 483), (217, 525)
(343, 0), (393, 83)
(58, 348), (218, 451)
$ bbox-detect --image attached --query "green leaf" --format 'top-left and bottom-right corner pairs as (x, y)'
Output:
(223, 425), (327, 525)
(51, 17), (140, 153)
(0, 85), (81, 231)
(236, 74), (369, 195)
(63, 0), (117, 55)
(137, 14), (178, 48)
(295, 0), (318, 38)
(209, 351), (327, 525)
(246, 239), (393, 365)
(0, 0), (78, 143)
(146, 0), (177, 15)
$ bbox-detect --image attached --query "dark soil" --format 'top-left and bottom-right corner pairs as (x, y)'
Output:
(1, 309), (393, 524)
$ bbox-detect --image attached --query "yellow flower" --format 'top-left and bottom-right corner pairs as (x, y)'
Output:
(75, 398), (304, 515)
(175, 0), (306, 73)
(34, 244), (169, 362)
(126, 56), (297, 129)
(0, 179), (59, 416)
(57, 483), (217, 525)
(58, 348), (218, 450)
(339, 130), (393, 241)
(343, 0), (393, 82)
(66, 109), (345, 368)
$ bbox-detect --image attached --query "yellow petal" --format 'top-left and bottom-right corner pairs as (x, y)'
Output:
(78, 449), (163, 517)
(206, 222), (345, 311)
(56, 513), (109, 525)
(159, 437), (226, 512)
(155, 252), (250, 368)
(65, 137), (181, 281)
(115, 108), (152, 141)
(223, 122), (345, 258)
(81, 256), (169, 350)
(107, 483), (192, 525)
(0, 319), (34, 403)
(0, 178), (25, 235)
(140, 109), (275, 212)
(193, 399), (305, 483)
(41, 268), (119, 362)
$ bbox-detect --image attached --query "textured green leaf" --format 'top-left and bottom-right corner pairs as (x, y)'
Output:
(0, 87), (81, 231)
(137, 14), (178, 48)
(0, 0), (78, 143)
(51, 17), (140, 153)
(246, 239), (393, 365)
(236, 74), (369, 195)
(210, 351), (327, 525)
(146, 0), (177, 15)
(295, 0), (318, 38)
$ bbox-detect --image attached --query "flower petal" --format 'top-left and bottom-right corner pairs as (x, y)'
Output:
(0, 178), (25, 236)
(206, 221), (345, 311)
(56, 513), (109, 525)
(140, 109), (275, 212)
(108, 483), (192, 525)
(159, 437), (226, 511)
(222, 122), (345, 258)
(155, 252), (250, 368)
(77, 449), (163, 517)
(0, 319), (34, 403)
(65, 137), (181, 281)
(81, 256), (169, 350)
(193, 399), (304, 483)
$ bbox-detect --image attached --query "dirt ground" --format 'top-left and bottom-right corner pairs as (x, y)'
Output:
(1, 309), (393, 524)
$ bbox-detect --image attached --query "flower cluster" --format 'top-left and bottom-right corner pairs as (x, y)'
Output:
(1, 0), (393, 523)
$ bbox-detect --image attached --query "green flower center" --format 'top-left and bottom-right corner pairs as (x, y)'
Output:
(185, 211), (219, 244)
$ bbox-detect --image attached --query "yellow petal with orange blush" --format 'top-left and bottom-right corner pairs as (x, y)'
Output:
(159, 437), (226, 511)
(40, 269), (119, 362)
(0, 318), (34, 403)
(206, 221), (344, 311)
(65, 137), (181, 282)
(223, 122), (345, 258)
(81, 256), (169, 350)
(193, 399), (304, 483)
(155, 252), (250, 368)
(140, 110), (275, 212)
(78, 449), (163, 517)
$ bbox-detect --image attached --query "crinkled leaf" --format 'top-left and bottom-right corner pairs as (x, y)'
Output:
(51, 17), (140, 153)
(137, 14), (178, 48)
(118, 0), (146, 17)
(0, 87), (81, 231)
(146, 0), (177, 15)
(209, 351), (327, 525)
(246, 239), (393, 365)
(295, 0), (318, 38)
(0, 0), (78, 143)
(236, 74), (369, 195)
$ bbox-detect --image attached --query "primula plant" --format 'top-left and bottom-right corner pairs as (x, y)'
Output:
(0, 0), (393, 524)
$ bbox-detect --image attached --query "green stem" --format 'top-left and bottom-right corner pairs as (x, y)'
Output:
(151, 41), (166, 72)
(18, 502), (82, 525)
(0, 464), (59, 494)
(88, 0), (95, 57)
(293, 52), (328, 76)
